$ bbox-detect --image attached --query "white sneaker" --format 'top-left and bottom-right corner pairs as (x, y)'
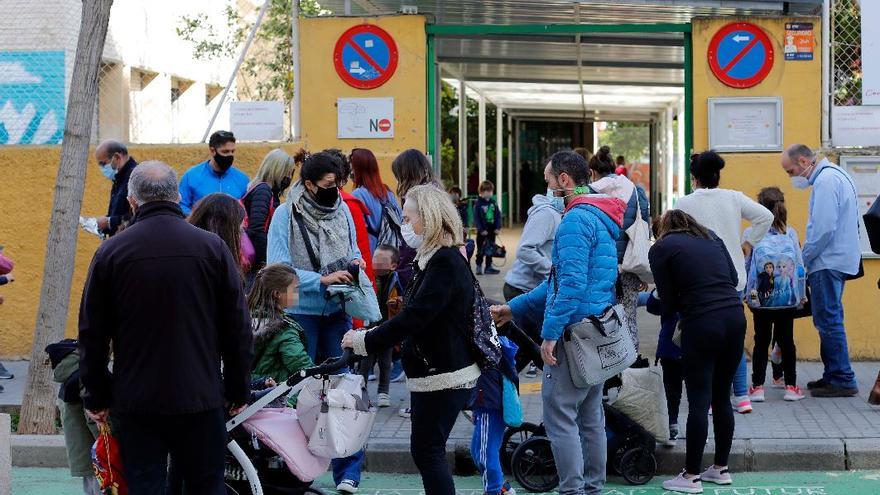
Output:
(734, 396), (753, 414)
(398, 407), (411, 418)
(377, 393), (391, 407)
(748, 385), (765, 402)
(701, 465), (733, 485)
(784, 385), (805, 401)
(771, 377), (786, 389)
(336, 479), (359, 493)
(662, 471), (703, 494)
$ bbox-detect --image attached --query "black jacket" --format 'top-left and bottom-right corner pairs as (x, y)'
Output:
(242, 182), (280, 270)
(104, 157), (137, 236)
(365, 246), (476, 382)
(648, 231), (742, 321)
(78, 201), (253, 415)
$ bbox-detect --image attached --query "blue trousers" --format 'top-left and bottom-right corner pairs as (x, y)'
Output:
(808, 269), (858, 389)
(291, 311), (364, 484)
(732, 352), (749, 397)
(470, 409), (506, 493)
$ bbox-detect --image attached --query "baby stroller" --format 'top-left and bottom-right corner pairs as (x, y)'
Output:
(498, 324), (657, 492)
(224, 349), (360, 495)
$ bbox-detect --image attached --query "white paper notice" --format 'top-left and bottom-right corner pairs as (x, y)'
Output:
(230, 101), (284, 141)
(832, 106), (880, 147)
(863, 1), (880, 105)
(337, 97), (394, 139)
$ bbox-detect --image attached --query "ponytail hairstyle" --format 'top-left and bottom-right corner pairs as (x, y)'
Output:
(656, 209), (713, 241)
(588, 145), (615, 177)
(247, 263), (299, 329)
(757, 186), (787, 233)
(690, 150), (724, 189)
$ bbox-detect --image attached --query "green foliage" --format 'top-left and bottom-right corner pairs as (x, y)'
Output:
(599, 122), (649, 164)
(832, 0), (862, 105)
(177, 0), (325, 103)
(438, 81), (503, 190)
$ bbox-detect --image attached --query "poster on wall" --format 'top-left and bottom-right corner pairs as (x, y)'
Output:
(230, 101), (284, 141)
(708, 97), (783, 152)
(863, 1), (880, 105)
(0, 51), (65, 145)
(832, 106), (880, 147)
(842, 156), (880, 257)
(337, 97), (394, 139)
(784, 22), (814, 61)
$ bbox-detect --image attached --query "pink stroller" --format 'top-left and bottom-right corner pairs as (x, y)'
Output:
(224, 349), (357, 495)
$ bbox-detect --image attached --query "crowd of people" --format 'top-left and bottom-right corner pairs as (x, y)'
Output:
(29, 128), (864, 495)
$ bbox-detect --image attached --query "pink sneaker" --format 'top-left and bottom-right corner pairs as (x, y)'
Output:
(771, 377), (785, 389)
(734, 396), (753, 414)
(784, 385), (805, 401)
(748, 385), (765, 402)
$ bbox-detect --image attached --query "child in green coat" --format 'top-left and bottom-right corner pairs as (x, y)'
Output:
(248, 264), (313, 388)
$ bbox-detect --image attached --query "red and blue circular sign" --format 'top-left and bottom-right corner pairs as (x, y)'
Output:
(333, 24), (399, 90)
(708, 22), (775, 89)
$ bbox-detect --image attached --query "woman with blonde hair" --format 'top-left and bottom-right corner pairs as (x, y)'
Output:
(243, 149), (299, 277)
(343, 184), (478, 495)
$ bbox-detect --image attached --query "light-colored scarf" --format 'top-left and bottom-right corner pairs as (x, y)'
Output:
(287, 182), (353, 274)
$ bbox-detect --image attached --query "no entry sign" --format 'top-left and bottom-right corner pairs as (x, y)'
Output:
(708, 22), (775, 89)
(333, 24), (399, 90)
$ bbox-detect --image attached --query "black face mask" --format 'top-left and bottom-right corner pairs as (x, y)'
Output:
(213, 153), (234, 172)
(312, 184), (339, 207)
(276, 176), (292, 193)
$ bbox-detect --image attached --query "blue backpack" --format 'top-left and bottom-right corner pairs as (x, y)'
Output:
(745, 231), (804, 310)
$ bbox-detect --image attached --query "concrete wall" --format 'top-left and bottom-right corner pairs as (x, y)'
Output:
(693, 16), (879, 360)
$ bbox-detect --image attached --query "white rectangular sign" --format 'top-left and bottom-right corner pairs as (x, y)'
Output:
(832, 105), (880, 147)
(841, 156), (880, 256)
(337, 97), (394, 139)
(863, 1), (880, 105)
(230, 101), (284, 141)
(708, 97), (783, 152)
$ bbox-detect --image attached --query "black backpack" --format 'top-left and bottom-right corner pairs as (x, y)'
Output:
(864, 194), (880, 255)
(468, 273), (502, 370)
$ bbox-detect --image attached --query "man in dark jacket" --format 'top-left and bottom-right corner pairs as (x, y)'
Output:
(78, 161), (253, 495)
(94, 140), (137, 236)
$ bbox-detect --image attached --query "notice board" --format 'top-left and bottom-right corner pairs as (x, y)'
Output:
(708, 97), (783, 152)
(841, 155), (880, 257)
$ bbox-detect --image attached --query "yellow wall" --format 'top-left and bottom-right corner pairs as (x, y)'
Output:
(693, 17), (879, 359)
(0, 143), (304, 358)
(299, 15), (427, 190)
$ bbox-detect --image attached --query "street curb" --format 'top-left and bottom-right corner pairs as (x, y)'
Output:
(11, 435), (880, 474)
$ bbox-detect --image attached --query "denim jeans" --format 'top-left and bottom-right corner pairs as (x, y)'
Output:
(542, 344), (606, 495)
(808, 269), (858, 389)
(291, 311), (364, 484)
(732, 352), (749, 397)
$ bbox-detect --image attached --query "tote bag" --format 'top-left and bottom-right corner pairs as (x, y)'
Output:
(621, 194), (653, 283)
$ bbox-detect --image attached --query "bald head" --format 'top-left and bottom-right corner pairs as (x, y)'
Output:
(95, 140), (129, 169)
(128, 161), (179, 206)
(781, 143), (817, 178)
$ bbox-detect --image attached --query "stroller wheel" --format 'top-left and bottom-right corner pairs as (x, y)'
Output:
(501, 422), (541, 474)
(619, 447), (657, 486)
(511, 436), (559, 492)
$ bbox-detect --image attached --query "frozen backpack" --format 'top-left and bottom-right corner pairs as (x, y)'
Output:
(745, 231), (804, 310)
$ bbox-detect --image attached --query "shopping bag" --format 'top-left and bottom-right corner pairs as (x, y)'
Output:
(91, 423), (128, 495)
(563, 305), (636, 387)
(296, 373), (376, 458)
(620, 193), (653, 283)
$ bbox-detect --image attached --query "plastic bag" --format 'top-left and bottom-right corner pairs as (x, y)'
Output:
(91, 422), (128, 495)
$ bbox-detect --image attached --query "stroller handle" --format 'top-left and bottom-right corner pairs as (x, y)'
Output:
(286, 348), (356, 386)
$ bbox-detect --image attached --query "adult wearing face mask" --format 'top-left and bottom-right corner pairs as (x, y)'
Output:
(266, 151), (366, 492)
(781, 144), (860, 397)
(93, 140), (137, 237)
(178, 130), (249, 215)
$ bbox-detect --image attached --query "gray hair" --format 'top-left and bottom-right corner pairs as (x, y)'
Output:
(786, 144), (815, 162)
(128, 161), (179, 205)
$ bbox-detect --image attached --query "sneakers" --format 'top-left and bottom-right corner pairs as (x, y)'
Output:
(399, 407), (411, 418)
(476, 266), (484, 275)
(0, 371), (13, 380)
(484, 267), (501, 275)
(771, 377), (786, 389)
(701, 465), (733, 485)
(662, 471), (703, 494)
(807, 378), (827, 390)
(811, 384), (858, 398)
(367, 373), (376, 382)
(525, 363), (538, 378)
(377, 393), (391, 407)
(669, 423), (679, 441)
(496, 481), (517, 495)
(784, 385), (805, 401)
(336, 479), (359, 493)
(389, 360), (406, 383)
(748, 385), (765, 403)
(734, 396), (753, 414)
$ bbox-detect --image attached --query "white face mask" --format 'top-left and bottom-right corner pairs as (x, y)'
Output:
(401, 222), (424, 249)
(790, 176), (811, 189)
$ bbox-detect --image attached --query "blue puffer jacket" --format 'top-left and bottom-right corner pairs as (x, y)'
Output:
(509, 196), (625, 341)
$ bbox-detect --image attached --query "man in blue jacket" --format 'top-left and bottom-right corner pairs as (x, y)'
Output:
(178, 130), (249, 214)
(781, 144), (860, 397)
(492, 150), (625, 495)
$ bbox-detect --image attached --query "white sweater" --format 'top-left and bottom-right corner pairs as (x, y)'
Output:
(675, 188), (774, 291)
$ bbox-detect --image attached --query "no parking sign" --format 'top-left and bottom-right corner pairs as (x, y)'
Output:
(707, 22), (775, 89)
(333, 24), (399, 90)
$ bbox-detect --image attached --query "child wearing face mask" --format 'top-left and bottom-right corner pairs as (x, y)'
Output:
(474, 181), (503, 275)
(358, 245), (404, 408)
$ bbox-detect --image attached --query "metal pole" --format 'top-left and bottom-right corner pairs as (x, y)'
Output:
(676, 99), (685, 205)
(291, 0), (301, 141)
(458, 80), (467, 191)
(202, 0), (271, 142)
(478, 96), (486, 184)
(514, 119), (521, 224)
(821, 0), (832, 147)
(507, 113), (513, 227)
(496, 107), (503, 219)
(426, 33), (437, 162)
(665, 105), (675, 211)
(683, 31), (694, 194)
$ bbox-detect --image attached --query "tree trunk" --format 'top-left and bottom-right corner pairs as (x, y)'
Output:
(18, 0), (115, 435)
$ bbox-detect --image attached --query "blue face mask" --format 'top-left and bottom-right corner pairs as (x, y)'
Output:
(100, 163), (117, 181)
(546, 188), (564, 212)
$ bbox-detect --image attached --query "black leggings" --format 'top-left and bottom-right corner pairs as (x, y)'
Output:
(410, 387), (472, 495)
(681, 307), (746, 475)
(660, 358), (684, 425)
(752, 311), (797, 386)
